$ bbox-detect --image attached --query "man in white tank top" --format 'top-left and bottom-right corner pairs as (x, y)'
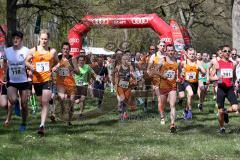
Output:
(4, 31), (30, 132)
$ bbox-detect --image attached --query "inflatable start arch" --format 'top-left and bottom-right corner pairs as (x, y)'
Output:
(68, 13), (191, 57)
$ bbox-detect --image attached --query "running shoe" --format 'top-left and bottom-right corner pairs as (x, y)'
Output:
(198, 104), (203, 112)
(37, 126), (45, 136)
(19, 124), (26, 133)
(170, 124), (176, 133)
(223, 109), (229, 124)
(219, 127), (225, 134)
(213, 95), (216, 100)
(187, 110), (192, 119)
(3, 121), (9, 128)
(160, 118), (165, 125)
(183, 110), (188, 120)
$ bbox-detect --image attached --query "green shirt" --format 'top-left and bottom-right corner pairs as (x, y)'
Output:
(74, 64), (93, 86)
(198, 62), (209, 82)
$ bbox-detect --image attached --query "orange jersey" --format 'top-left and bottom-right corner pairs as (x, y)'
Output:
(0, 68), (4, 81)
(184, 62), (199, 83)
(56, 58), (76, 87)
(32, 50), (54, 83)
(0, 61), (7, 81)
(159, 60), (178, 90)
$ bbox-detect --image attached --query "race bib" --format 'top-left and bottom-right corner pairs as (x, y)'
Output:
(76, 80), (84, 86)
(186, 72), (196, 80)
(10, 66), (22, 76)
(119, 79), (129, 88)
(220, 69), (233, 78)
(134, 70), (142, 81)
(36, 62), (50, 72)
(58, 68), (70, 76)
(164, 70), (175, 80)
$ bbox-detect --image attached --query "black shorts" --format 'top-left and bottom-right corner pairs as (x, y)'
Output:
(217, 86), (238, 109)
(33, 81), (51, 96)
(0, 84), (7, 95)
(75, 85), (88, 99)
(7, 82), (31, 91)
(93, 81), (104, 99)
(27, 81), (33, 91)
(178, 81), (198, 95)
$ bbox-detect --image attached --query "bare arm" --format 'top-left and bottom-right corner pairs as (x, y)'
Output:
(25, 48), (34, 71)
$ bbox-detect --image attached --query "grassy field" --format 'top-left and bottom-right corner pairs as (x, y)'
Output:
(0, 89), (240, 160)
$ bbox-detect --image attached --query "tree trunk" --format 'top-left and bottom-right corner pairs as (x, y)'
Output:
(232, 0), (240, 51)
(7, 0), (17, 47)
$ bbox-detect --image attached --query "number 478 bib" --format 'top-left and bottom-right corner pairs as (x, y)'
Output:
(36, 62), (50, 72)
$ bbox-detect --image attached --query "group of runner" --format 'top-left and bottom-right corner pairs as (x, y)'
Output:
(0, 29), (239, 135)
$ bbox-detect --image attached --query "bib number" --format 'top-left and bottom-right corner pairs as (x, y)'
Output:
(119, 79), (129, 88)
(76, 80), (84, 86)
(10, 67), (22, 76)
(36, 62), (50, 72)
(58, 68), (70, 76)
(186, 72), (196, 80)
(134, 70), (143, 81)
(164, 70), (175, 80)
(221, 69), (233, 78)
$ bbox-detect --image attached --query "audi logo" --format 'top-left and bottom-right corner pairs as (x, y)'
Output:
(161, 38), (172, 42)
(71, 48), (79, 53)
(131, 18), (149, 24)
(69, 38), (80, 45)
(91, 18), (109, 25)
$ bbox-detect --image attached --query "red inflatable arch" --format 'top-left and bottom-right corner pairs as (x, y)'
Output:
(68, 13), (190, 57)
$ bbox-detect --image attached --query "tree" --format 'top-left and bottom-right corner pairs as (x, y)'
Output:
(232, 0), (240, 51)
(6, 0), (87, 46)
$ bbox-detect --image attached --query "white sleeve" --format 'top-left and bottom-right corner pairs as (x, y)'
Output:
(149, 55), (155, 64)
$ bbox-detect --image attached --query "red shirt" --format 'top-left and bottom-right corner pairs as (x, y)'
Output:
(217, 60), (234, 88)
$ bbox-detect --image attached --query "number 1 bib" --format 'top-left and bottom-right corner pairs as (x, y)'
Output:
(36, 62), (50, 72)
(58, 68), (70, 76)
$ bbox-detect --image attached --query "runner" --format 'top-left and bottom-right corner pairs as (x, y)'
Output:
(5, 31), (30, 132)
(158, 44), (178, 132)
(0, 46), (9, 126)
(72, 54), (97, 117)
(25, 29), (58, 135)
(92, 56), (108, 109)
(197, 52), (210, 111)
(54, 42), (76, 125)
(208, 45), (240, 133)
(178, 47), (205, 120)
(114, 54), (136, 121)
(138, 51), (152, 112)
(106, 56), (114, 93)
(230, 48), (239, 66)
(147, 41), (166, 115)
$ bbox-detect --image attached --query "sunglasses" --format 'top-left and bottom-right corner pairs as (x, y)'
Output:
(150, 49), (155, 50)
(222, 50), (231, 53)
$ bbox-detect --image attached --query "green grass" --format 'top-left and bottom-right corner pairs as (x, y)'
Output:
(0, 89), (240, 160)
